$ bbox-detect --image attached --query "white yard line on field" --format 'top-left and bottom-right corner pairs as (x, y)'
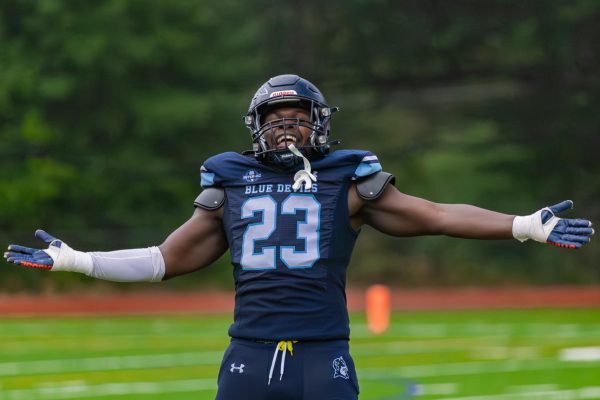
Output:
(4, 345), (599, 379)
(358, 357), (600, 380)
(351, 323), (600, 339)
(560, 347), (600, 362)
(0, 351), (223, 377)
(0, 379), (216, 400)
(436, 386), (600, 400)
(350, 337), (512, 356)
(421, 383), (459, 396)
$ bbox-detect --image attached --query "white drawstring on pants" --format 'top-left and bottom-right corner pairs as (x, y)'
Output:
(268, 340), (297, 385)
(288, 144), (317, 191)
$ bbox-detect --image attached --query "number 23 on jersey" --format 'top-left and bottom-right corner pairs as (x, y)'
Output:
(240, 194), (321, 270)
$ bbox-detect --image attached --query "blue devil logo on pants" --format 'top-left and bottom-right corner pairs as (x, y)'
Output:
(332, 356), (349, 379)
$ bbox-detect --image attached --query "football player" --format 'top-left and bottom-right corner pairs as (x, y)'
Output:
(4, 74), (594, 400)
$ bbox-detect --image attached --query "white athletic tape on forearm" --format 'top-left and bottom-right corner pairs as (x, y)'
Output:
(512, 208), (559, 243)
(87, 247), (165, 282)
(47, 241), (94, 274)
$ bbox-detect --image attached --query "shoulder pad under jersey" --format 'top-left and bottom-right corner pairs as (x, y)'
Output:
(193, 187), (226, 210)
(356, 171), (395, 200)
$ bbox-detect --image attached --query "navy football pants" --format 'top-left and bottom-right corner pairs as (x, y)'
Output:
(215, 338), (360, 400)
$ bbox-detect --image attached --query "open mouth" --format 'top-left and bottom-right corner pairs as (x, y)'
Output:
(275, 134), (298, 149)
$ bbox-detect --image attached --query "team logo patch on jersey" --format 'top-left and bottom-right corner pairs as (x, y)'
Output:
(243, 170), (262, 183)
(332, 356), (349, 379)
(269, 90), (297, 98)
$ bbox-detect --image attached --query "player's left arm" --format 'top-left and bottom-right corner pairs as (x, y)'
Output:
(351, 184), (594, 248)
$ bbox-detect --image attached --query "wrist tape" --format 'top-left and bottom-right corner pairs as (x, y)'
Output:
(512, 208), (560, 243)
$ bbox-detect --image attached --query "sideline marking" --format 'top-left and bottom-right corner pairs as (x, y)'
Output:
(436, 386), (600, 400)
(359, 357), (600, 379)
(351, 322), (600, 339)
(507, 384), (558, 393)
(0, 351), (222, 377)
(0, 379), (216, 400)
(421, 383), (459, 395)
(560, 347), (600, 362)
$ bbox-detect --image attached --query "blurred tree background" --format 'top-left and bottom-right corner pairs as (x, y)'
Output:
(1, 0), (598, 292)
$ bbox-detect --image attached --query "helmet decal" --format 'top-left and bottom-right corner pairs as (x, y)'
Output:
(269, 90), (298, 98)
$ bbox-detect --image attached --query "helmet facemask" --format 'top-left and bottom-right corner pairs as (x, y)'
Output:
(245, 100), (333, 169)
(244, 74), (339, 169)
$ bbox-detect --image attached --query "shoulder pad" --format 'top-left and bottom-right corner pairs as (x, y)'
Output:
(193, 187), (225, 210)
(356, 171), (395, 200)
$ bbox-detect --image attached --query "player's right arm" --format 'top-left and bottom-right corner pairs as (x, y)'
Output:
(3, 206), (227, 281)
(159, 206), (227, 279)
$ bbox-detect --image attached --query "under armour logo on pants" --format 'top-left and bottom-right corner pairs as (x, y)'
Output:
(230, 363), (245, 373)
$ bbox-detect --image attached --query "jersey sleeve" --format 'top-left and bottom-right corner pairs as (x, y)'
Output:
(199, 153), (231, 188)
(200, 164), (217, 188)
(352, 151), (383, 179)
(199, 152), (251, 188)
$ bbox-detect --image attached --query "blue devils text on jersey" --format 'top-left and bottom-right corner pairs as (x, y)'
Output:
(200, 150), (383, 341)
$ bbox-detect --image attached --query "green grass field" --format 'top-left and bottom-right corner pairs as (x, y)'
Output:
(1, 309), (599, 399)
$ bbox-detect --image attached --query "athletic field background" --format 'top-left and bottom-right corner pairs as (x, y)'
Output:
(1, 290), (599, 399)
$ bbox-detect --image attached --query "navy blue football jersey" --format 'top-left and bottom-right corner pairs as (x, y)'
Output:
(200, 150), (383, 341)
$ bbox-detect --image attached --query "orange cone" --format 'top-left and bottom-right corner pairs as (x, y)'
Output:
(366, 284), (391, 335)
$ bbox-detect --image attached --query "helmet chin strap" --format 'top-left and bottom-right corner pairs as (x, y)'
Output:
(288, 144), (317, 191)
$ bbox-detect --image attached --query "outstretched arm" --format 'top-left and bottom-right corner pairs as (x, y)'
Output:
(350, 184), (594, 247)
(3, 207), (228, 281)
(351, 184), (513, 238)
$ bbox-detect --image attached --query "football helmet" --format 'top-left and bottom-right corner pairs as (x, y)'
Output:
(243, 74), (339, 168)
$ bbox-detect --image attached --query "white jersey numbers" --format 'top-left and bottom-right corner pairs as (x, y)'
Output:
(240, 194), (321, 270)
(281, 195), (321, 268)
(241, 196), (277, 270)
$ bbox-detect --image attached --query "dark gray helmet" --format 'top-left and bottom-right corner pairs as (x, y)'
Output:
(243, 74), (339, 168)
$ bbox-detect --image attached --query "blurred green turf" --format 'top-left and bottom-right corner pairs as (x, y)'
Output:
(1, 309), (599, 399)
